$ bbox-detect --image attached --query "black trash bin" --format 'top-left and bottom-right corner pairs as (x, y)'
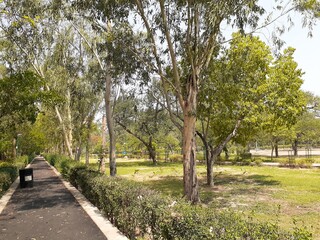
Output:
(19, 168), (33, 188)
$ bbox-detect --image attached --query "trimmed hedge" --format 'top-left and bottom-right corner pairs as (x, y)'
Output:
(0, 154), (33, 196)
(50, 156), (312, 240)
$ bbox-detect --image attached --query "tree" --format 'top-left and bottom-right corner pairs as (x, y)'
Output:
(197, 33), (272, 186)
(130, 0), (267, 203)
(0, 1), (76, 158)
(291, 92), (320, 155)
(0, 1), (105, 161)
(262, 47), (306, 158)
(0, 71), (48, 159)
(69, 2), (146, 174)
(198, 34), (305, 185)
(115, 82), (178, 165)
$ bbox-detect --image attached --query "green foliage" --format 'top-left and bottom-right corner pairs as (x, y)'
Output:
(44, 153), (84, 178)
(278, 157), (315, 168)
(56, 163), (311, 240)
(44, 153), (60, 167)
(15, 155), (30, 169)
(253, 158), (263, 166)
(0, 154), (33, 196)
(0, 162), (18, 182)
(0, 172), (12, 195)
(168, 154), (183, 162)
(0, 71), (46, 127)
(240, 152), (252, 160)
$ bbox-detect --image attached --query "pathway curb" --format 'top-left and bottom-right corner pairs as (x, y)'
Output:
(47, 160), (128, 240)
(0, 159), (33, 215)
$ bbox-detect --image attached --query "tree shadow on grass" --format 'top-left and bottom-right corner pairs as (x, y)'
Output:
(199, 172), (281, 204)
(207, 171), (281, 186)
(246, 174), (280, 186)
(115, 161), (180, 168)
(141, 176), (183, 198)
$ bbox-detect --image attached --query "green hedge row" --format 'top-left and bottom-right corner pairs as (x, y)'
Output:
(48, 155), (312, 240)
(0, 154), (34, 196)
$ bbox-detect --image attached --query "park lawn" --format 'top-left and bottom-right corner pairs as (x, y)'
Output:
(110, 159), (320, 239)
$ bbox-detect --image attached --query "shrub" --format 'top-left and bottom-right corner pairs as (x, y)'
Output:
(197, 152), (205, 162)
(0, 172), (12, 195)
(0, 162), (18, 196)
(168, 154), (183, 162)
(0, 162), (18, 182)
(252, 158), (263, 166)
(44, 154), (60, 167)
(61, 165), (311, 240)
(240, 152), (252, 160)
(15, 155), (30, 169)
(28, 153), (36, 163)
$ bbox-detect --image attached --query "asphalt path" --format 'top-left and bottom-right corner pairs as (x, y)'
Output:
(0, 157), (120, 240)
(250, 148), (320, 157)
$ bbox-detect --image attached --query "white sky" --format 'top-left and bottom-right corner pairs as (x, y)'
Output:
(280, 15), (320, 95)
(259, 0), (320, 96)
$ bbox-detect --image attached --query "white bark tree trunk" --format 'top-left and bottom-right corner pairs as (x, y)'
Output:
(100, 114), (107, 174)
(182, 76), (199, 203)
(105, 66), (117, 176)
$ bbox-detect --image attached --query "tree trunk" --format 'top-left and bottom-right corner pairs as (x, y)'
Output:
(182, 98), (199, 203)
(100, 114), (106, 174)
(275, 141), (279, 158)
(292, 139), (298, 156)
(75, 139), (82, 162)
(209, 148), (222, 187)
(206, 147), (214, 187)
(148, 136), (157, 165)
(105, 66), (117, 176)
(197, 133), (213, 187)
(12, 137), (17, 159)
(148, 147), (157, 165)
(54, 106), (73, 159)
(66, 87), (73, 158)
(85, 139), (90, 166)
(198, 120), (242, 187)
(85, 122), (91, 167)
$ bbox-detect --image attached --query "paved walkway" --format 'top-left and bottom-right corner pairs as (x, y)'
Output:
(0, 157), (127, 240)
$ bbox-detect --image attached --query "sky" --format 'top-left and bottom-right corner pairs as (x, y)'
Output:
(280, 16), (320, 95)
(259, 0), (320, 96)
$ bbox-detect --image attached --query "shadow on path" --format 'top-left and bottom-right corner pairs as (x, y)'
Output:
(0, 157), (107, 240)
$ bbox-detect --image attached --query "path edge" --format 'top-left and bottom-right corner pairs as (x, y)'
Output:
(0, 158), (34, 215)
(46, 159), (128, 240)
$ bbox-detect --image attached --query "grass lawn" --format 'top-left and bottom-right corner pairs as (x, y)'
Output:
(83, 155), (320, 238)
(96, 158), (320, 239)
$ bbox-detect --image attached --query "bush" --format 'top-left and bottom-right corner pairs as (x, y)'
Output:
(44, 153), (60, 167)
(62, 165), (311, 240)
(168, 154), (183, 162)
(15, 155), (30, 169)
(0, 162), (18, 196)
(197, 152), (205, 162)
(0, 172), (12, 194)
(0, 162), (18, 182)
(240, 152), (252, 160)
(28, 153), (36, 163)
(252, 158), (263, 166)
(278, 158), (315, 168)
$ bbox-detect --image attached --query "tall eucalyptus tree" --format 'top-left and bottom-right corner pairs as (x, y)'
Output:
(0, 0), (77, 158)
(129, 0), (318, 202)
(70, 0), (150, 175)
(129, 0), (267, 202)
